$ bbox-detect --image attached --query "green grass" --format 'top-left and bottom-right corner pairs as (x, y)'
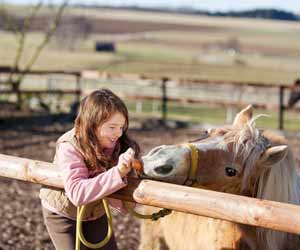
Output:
(255, 110), (300, 131)
(117, 43), (194, 63)
(125, 100), (300, 131)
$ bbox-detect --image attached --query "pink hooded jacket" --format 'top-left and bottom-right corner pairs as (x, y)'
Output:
(40, 129), (128, 220)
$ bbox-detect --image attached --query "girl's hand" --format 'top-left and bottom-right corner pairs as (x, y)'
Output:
(117, 148), (135, 177)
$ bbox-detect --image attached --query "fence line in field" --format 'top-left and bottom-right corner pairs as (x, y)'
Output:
(0, 67), (297, 129)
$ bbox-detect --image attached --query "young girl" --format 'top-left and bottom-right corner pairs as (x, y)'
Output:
(40, 89), (140, 250)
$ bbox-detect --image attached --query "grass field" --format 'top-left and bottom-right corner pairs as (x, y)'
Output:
(1, 6), (300, 82)
(125, 100), (300, 131)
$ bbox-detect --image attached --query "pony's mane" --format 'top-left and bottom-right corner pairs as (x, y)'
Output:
(225, 116), (269, 192)
(225, 116), (300, 250)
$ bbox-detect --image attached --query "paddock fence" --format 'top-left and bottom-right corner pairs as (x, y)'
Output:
(0, 66), (298, 129)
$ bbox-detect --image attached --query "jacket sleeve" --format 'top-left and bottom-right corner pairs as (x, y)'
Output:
(56, 142), (127, 206)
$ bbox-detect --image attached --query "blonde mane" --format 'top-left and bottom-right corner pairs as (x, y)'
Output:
(226, 116), (300, 250)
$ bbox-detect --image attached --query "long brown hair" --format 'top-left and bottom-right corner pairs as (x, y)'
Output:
(74, 89), (140, 171)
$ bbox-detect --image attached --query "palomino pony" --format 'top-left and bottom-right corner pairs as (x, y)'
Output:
(139, 105), (300, 250)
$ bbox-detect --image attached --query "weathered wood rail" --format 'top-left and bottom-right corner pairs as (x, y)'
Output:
(0, 89), (81, 95)
(0, 153), (300, 235)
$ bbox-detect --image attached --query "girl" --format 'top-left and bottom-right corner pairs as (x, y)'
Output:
(40, 89), (140, 250)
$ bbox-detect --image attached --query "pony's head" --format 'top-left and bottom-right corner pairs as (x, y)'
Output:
(143, 106), (294, 194)
(142, 105), (300, 249)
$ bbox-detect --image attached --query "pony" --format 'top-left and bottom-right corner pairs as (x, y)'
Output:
(139, 105), (300, 250)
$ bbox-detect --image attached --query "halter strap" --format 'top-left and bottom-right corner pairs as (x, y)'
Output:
(185, 143), (199, 184)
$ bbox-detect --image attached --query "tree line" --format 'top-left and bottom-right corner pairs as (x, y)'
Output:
(79, 5), (300, 22)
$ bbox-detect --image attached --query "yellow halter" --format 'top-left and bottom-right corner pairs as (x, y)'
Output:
(124, 143), (199, 220)
(185, 143), (199, 185)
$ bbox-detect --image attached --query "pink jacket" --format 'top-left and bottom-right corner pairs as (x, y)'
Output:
(57, 142), (127, 209)
(40, 141), (129, 219)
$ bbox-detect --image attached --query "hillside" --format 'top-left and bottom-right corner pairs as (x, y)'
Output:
(0, 6), (300, 83)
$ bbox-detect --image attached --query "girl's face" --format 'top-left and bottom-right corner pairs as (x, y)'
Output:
(97, 112), (126, 149)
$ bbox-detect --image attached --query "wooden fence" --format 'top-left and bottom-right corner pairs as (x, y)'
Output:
(123, 75), (295, 130)
(0, 67), (82, 105)
(0, 153), (300, 234)
(0, 67), (297, 129)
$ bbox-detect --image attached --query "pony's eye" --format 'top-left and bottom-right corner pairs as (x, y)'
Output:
(225, 167), (237, 177)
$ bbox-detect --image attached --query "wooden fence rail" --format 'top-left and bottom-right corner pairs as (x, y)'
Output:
(0, 90), (81, 95)
(0, 153), (300, 234)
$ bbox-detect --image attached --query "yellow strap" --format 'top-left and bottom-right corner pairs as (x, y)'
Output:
(188, 143), (199, 181)
(76, 198), (113, 250)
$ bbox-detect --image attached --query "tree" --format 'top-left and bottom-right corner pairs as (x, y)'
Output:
(0, 1), (69, 109)
(53, 16), (91, 51)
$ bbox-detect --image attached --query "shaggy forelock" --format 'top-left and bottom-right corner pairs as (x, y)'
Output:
(225, 116), (269, 191)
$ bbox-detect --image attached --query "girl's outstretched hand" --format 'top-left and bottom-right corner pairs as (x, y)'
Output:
(117, 148), (135, 177)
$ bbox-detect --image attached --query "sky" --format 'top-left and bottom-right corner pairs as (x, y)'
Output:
(5, 0), (300, 13)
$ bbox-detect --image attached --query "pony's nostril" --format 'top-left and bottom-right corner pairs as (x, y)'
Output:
(154, 165), (173, 175)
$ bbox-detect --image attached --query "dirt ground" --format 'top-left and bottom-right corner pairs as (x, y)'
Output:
(0, 104), (300, 250)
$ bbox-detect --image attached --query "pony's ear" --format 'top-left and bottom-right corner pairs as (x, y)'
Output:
(259, 145), (288, 166)
(233, 105), (253, 127)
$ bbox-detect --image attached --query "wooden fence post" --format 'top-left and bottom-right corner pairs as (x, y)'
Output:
(279, 86), (285, 130)
(161, 77), (168, 124)
(75, 74), (81, 103)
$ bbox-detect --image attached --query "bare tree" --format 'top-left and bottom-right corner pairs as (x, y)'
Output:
(0, 1), (69, 109)
(53, 16), (91, 51)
